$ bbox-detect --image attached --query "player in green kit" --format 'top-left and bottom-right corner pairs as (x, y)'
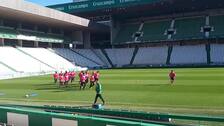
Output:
(93, 80), (105, 105)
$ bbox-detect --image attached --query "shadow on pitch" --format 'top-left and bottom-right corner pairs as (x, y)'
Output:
(34, 83), (54, 86)
(34, 82), (81, 92)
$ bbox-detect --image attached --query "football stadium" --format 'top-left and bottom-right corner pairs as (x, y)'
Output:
(0, 0), (224, 125)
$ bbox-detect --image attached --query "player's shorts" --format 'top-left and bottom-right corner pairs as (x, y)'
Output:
(170, 77), (174, 80)
(80, 82), (85, 86)
(95, 78), (99, 81)
(60, 80), (65, 83)
(85, 79), (89, 83)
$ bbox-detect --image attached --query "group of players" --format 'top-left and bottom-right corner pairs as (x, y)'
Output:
(79, 70), (100, 90)
(53, 70), (100, 89)
(52, 69), (175, 106)
(53, 69), (176, 87)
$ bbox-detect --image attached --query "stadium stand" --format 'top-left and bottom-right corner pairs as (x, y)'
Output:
(17, 29), (65, 43)
(0, 26), (66, 43)
(0, 47), (53, 73)
(210, 44), (224, 63)
(1, 0), (224, 73)
(92, 49), (112, 68)
(53, 48), (101, 68)
(114, 23), (140, 44)
(0, 27), (17, 39)
(105, 48), (134, 67)
(170, 45), (207, 64)
(74, 49), (106, 66)
(0, 27), (68, 43)
(133, 46), (168, 65)
(0, 63), (15, 76)
(209, 15), (224, 38)
(140, 20), (170, 42)
(172, 17), (205, 40)
(0, 122), (14, 126)
(19, 47), (76, 70)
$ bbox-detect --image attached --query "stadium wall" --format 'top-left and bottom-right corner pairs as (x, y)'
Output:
(0, 106), (160, 126)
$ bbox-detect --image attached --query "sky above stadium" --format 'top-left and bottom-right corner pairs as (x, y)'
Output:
(26, 0), (72, 6)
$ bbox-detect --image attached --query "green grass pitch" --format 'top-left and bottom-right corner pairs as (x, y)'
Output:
(0, 68), (224, 115)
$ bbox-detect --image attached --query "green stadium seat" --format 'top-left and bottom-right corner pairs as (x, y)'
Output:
(172, 17), (205, 40)
(18, 30), (66, 43)
(140, 20), (170, 42)
(114, 23), (140, 44)
(0, 27), (17, 39)
(209, 15), (224, 38)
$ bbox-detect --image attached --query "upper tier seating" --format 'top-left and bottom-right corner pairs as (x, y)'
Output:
(210, 44), (224, 63)
(170, 45), (207, 64)
(133, 46), (168, 65)
(114, 23), (140, 44)
(172, 17), (205, 40)
(140, 20), (170, 42)
(18, 30), (66, 43)
(209, 15), (224, 38)
(53, 48), (101, 68)
(19, 47), (76, 70)
(0, 26), (70, 43)
(105, 48), (134, 67)
(0, 27), (17, 39)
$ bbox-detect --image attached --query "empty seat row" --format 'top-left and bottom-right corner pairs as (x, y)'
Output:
(75, 49), (106, 66)
(133, 46), (168, 65)
(105, 48), (134, 67)
(114, 15), (224, 44)
(20, 47), (75, 71)
(53, 48), (101, 68)
(210, 44), (224, 63)
(0, 47), (53, 73)
(170, 45), (207, 64)
(0, 47), (79, 79)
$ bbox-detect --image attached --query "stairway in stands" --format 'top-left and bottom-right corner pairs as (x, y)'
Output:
(130, 46), (139, 65)
(101, 49), (114, 67)
(166, 46), (173, 65)
(206, 44), (211, 64)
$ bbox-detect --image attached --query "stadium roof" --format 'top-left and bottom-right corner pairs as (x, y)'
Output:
(48, 0), (224, 19)
(48, 0), (164, 13)
(0, 0), (108, 31)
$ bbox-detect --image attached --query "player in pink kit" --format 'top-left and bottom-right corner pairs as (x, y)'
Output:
(85, 71), (90, 84)
(94, 71), (100, 81)
(80, 72), (86, 90)
(70, 71), (76, 83)
(79, 71), (83, 79)
(59, 74), (65, 86)
(89, 72), (95, 88)
(79, 71), (83, 83)
(64, 71), (70, 86)
(169, 70), (176, 84)
(59, 71), (63, 76)
(53, 72), (59, 83)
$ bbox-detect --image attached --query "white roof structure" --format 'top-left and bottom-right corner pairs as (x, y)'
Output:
(0, 0), (90, 29)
